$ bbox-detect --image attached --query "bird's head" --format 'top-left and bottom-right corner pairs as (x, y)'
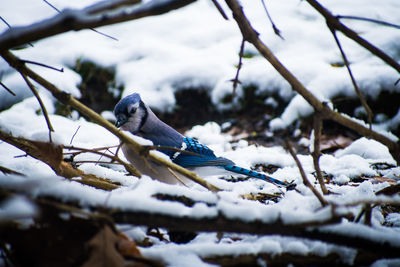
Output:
(114, 93), (148, 133)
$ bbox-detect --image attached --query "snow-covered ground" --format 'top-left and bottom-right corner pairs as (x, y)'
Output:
(1, 0), (400, 266)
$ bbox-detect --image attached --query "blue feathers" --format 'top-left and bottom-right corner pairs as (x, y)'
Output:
(223, 165), (287, 186)
(166, 137), (288, 187)
(172, 137), (234, 168)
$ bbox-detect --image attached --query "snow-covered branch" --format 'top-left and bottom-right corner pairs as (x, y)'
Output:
(0, 0), (196, 52)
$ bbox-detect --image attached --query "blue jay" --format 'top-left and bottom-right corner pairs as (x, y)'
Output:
(114, 93), (288, 186)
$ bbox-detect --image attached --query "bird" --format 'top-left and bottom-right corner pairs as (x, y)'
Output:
(114, 93), (288, 187)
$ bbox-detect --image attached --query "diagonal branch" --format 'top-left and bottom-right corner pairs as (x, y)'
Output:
(285, 139), (328, 207)
(224, 0), (400, 164)
(261, 0), (283, 39)
(328, 25), (373, 127)
(20, 73), (54, 143)
(0, 81), (16, 96)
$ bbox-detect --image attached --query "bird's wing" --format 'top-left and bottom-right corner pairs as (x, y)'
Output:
(172, 137), (234, 168)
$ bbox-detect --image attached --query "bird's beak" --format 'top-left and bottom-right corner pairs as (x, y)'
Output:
(115, 114), (128, 128)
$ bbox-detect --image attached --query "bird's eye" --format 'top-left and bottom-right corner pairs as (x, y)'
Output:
(128, 107), (136, 114)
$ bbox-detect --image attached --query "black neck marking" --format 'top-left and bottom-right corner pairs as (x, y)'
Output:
(138, 100), (148, 131)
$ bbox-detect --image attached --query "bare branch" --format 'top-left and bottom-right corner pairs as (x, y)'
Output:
(69, 125), (81, 145)
(285, 139), (328, 207)
(64, 145), (141, 177)
(0, 165), (25, 176)
(261, 0), (283, 39)
(337, 15), (400, 30)
(231, 38), (245, 96)
(210, 0), (229, 20)
(0, 81), (16, 96)
(20, 73), (54, 143)
(328, 25), (373, 127)
(0, 129), (119, 191)
(42, 0), (118, 41)
(311, 114), (328, 194)
(0, 16), (33, 47)
(21, 59), (64, 72)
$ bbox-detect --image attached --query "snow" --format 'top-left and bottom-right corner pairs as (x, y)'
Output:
(1, 0), (400, 265)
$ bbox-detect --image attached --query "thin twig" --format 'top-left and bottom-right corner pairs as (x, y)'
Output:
(285, 139), (328, 207)
(21, 59), (64, 72)
(42, 0), (118, 41)
(311, 114), (328, 194)
(337, 15), (400, 30)
(0, 81), (16, 96)
(328, 25), (373, 127)
(64, 145), (141, 177)
(260, 0), (283, 39)
(69, 126), (81, 145)
(230, 38), (245, 97)
(20, 73), (54, 142)
(210, 0), (229, 20)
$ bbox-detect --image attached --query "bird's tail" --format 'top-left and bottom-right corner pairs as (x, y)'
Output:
(223, 165), (288, 186)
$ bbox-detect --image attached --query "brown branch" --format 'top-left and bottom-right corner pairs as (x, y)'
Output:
(261, 0), (283, 39)
(20, 73), (54, 143)
(224, 0), (400, 164)
(42, 0), (118, 41)
(0, 165), (25, 176)
(311, 114), (328, 194)
(64, 145), (141, 177)
(336, 15), (400, 30)
(0, 0), (196, 51)
(305, 0), (400, 74)
(285, 139), (328, 207)
(1, 50), (220, 192)
(0, 129), (119, 191)
(230, 38), (245, 97)
(0, 81), (16, 96)
(328, 25), (373, 127)
(210, 0), (229, 20)
(21, 59), (64, 72)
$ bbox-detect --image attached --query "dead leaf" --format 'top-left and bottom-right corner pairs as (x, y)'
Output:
(83, 225), (125, 267)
